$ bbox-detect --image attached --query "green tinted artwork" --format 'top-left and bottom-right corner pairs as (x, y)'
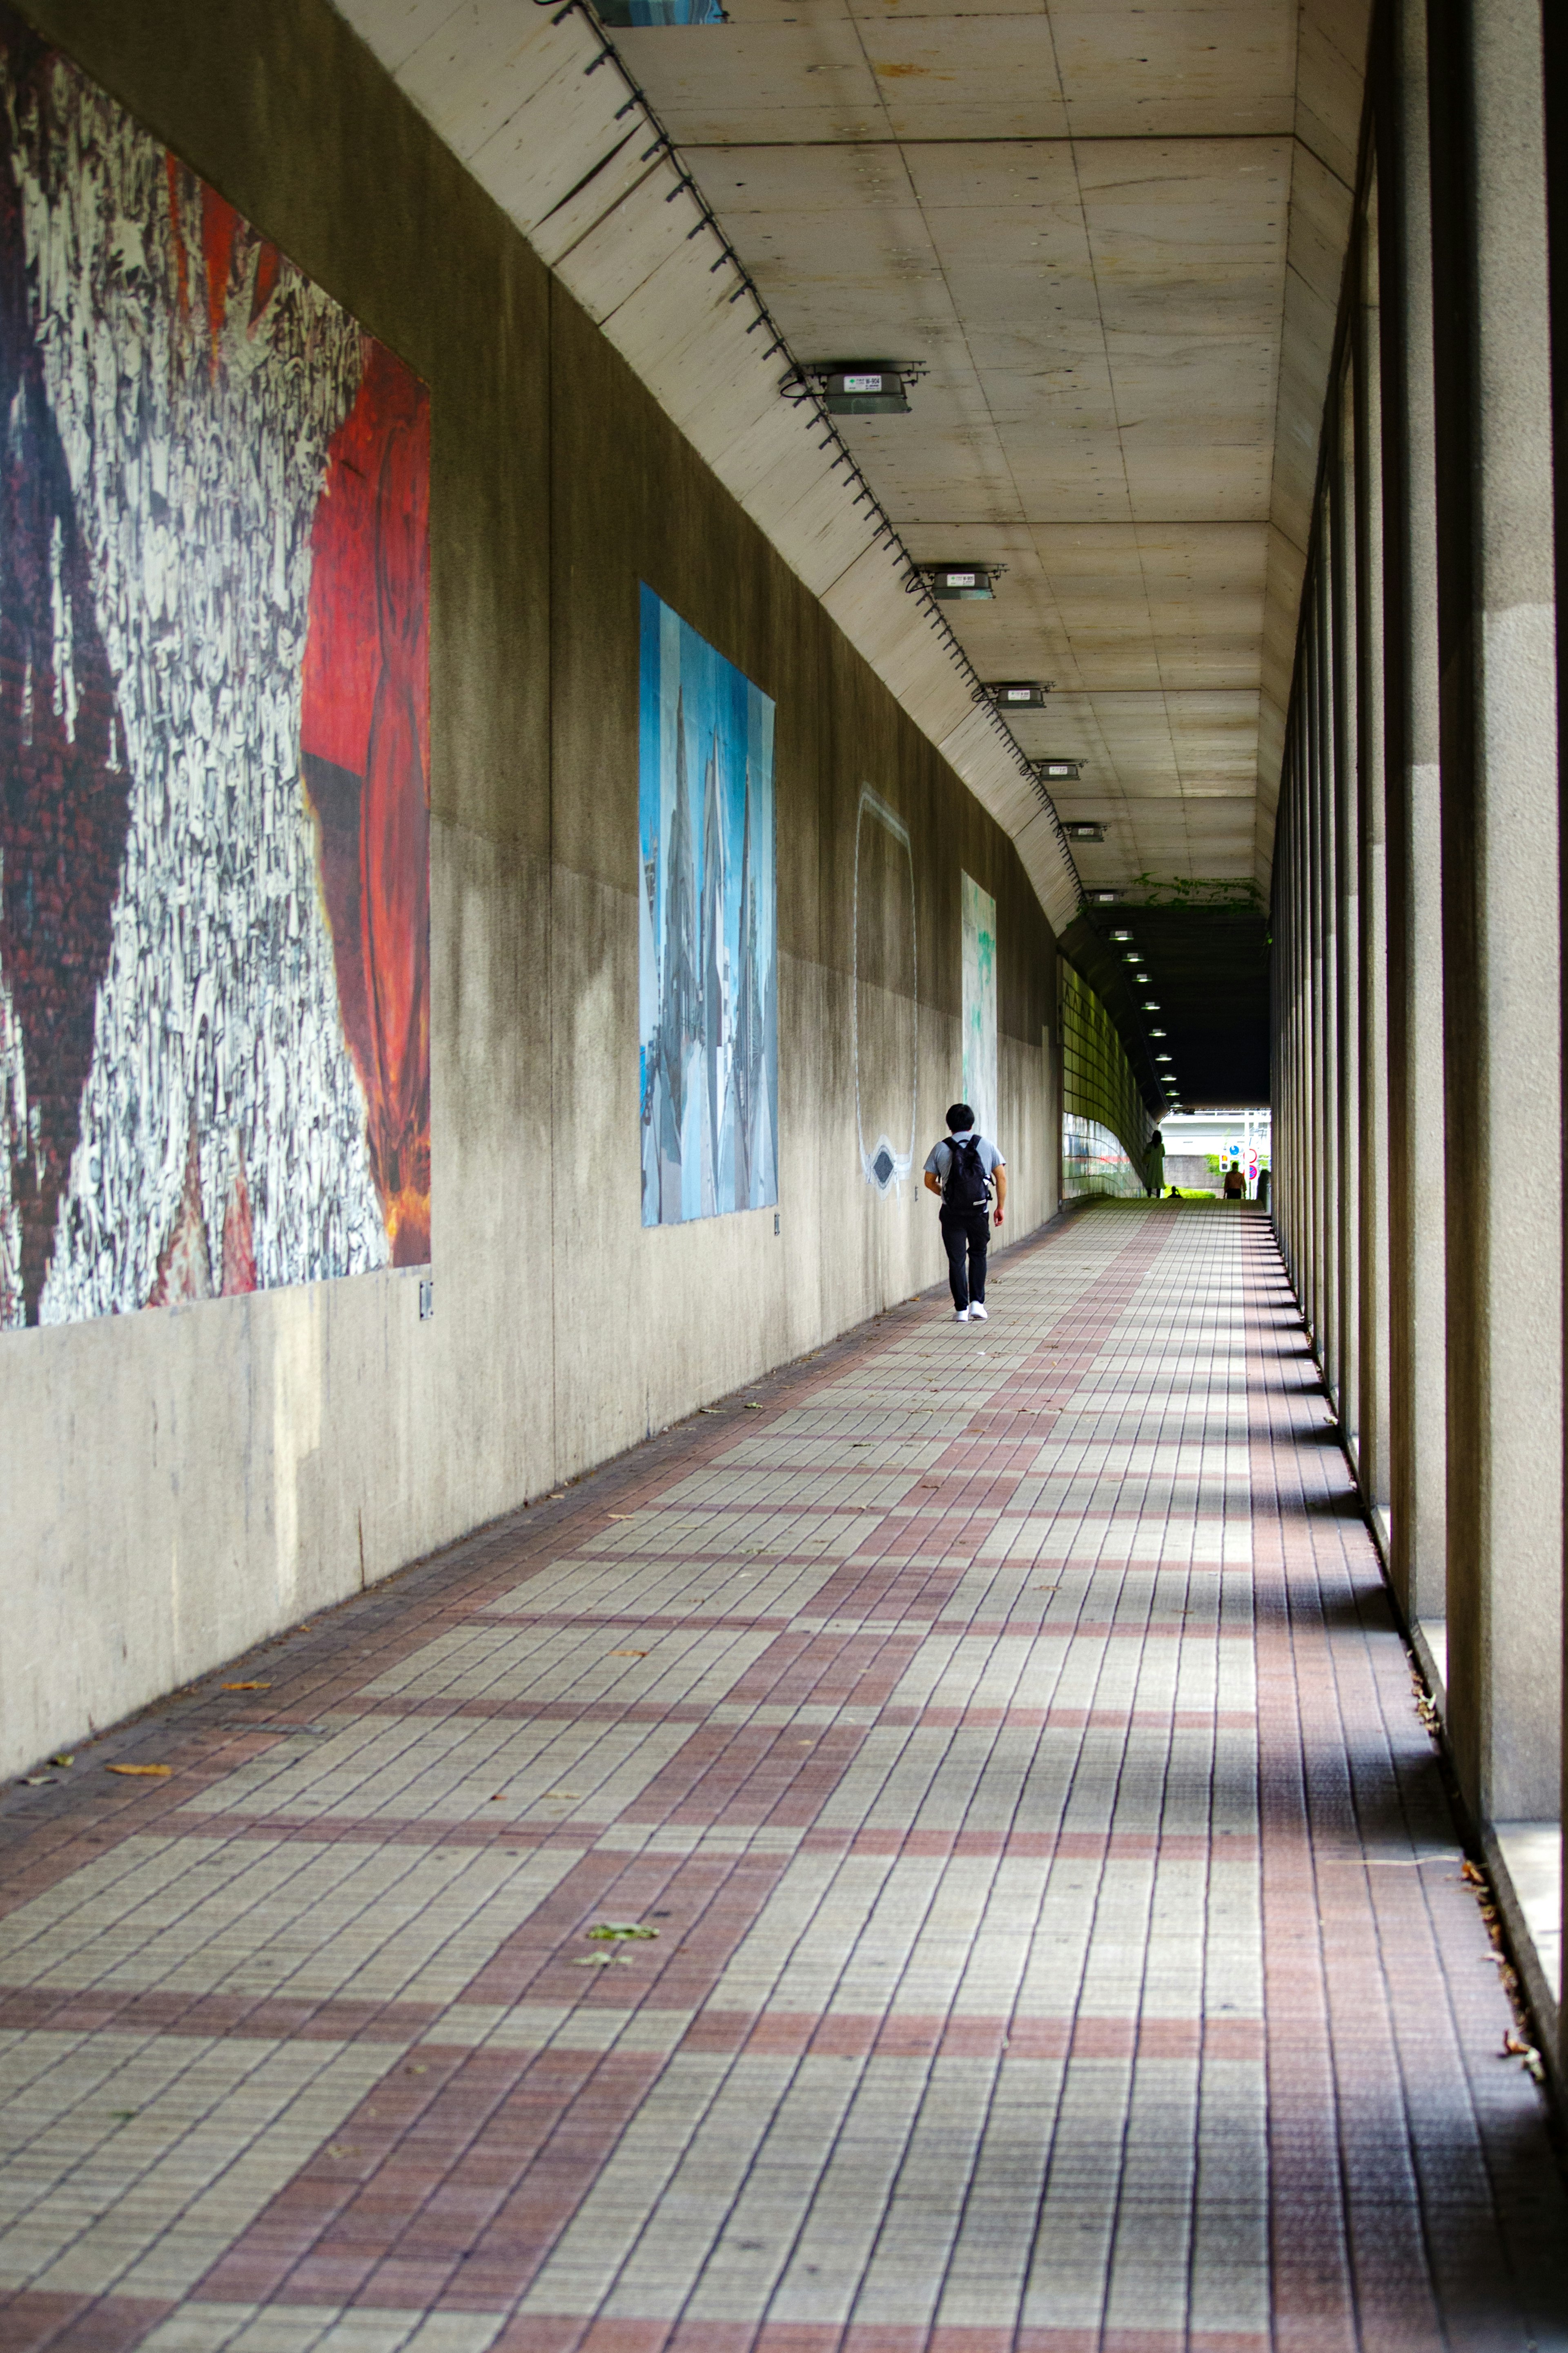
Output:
(961, 873), (998, 1142)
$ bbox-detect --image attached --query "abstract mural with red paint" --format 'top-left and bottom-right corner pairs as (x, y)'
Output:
(0, 10), (431, 1327)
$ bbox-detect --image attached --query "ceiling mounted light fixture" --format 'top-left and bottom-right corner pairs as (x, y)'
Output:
(1150, 1027), (1166, 1037)
(1111, 929), (1133, 943)
(1143, 999), (1160, 1010)
(1062, 821), (1105, 843)
(1033, 758), (1081, 782)
(820, 365), (910, 415)
(922, 563), (999, 600)
(1086, 887), (1123, 904)
(594, 0), (726, 19)
(987, 680), (1050, 709)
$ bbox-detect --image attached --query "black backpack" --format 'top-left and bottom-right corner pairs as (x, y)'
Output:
(942, 1135), (991, 1210)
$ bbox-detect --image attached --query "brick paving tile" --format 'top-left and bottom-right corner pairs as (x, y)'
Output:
(3, 1204), (1566, 2352)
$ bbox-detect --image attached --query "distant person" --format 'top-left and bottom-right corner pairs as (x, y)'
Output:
(924, 1101), (1006, 1322)
(1223, 1164), (1245, 1200)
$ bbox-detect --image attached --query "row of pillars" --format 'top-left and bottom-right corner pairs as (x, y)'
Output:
(1272, 0), (1564, 2072)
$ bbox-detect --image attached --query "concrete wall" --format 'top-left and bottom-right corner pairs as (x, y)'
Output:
(0, 0), (1060, 1778)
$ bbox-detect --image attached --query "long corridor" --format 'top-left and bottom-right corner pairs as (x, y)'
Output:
(2, 1202), (1564, 2353)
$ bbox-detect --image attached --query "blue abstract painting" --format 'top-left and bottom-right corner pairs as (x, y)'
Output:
(639, 586), (777, 1226)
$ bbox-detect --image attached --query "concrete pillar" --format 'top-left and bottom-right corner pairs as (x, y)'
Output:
(1542, 0), (1568, 2078)
(1430, 0), (1563, 1824)
(1332, 368), (1363, 1460)
(1309, 619), (1328, 1351)
(1313, 535), (1341, 1393)
(1383, 0), (1449, 1638)
(1356, 177), (1394, 1547)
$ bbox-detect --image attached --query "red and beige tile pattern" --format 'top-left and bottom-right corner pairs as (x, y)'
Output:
(2, 1202), (1564, 2353)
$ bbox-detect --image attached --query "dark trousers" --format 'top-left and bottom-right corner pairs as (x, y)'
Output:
(940, 1205), (989, 1310)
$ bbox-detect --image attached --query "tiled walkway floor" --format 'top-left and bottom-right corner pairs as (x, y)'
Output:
(3, 1202), (1566, 2353)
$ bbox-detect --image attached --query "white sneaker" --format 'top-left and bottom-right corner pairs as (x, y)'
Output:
(953, 1306), (970, 1322)
(969, 1301), (989, 1321)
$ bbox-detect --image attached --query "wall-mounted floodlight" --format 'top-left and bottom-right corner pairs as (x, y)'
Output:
(988, 681), (1049, 709)
(1156, 1055), (1173, 1065)
(1142, 999), (1160, 1010)
(1111, 929), (1133, 943)
(1150, 1026), (1167, 1037)
(923, 564), (998, 600)
(1062, 821), (1105, 843)
(1034, 758), (1081, 783)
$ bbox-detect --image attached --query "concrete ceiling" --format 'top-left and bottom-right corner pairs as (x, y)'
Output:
(336, 0), (1368, 1094)
(614, 0), (1373, 895)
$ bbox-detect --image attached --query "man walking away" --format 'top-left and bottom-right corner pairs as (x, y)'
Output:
(924, 1101), (1007, 1322)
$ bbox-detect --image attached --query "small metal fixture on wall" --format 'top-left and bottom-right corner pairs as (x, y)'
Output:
(1033, 758), (1080, 782)
(1062, 821), (1105, 843)
(986, 681), (1050, 709)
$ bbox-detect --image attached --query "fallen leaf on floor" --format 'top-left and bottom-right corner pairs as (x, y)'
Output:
(1502, 2030), (1544, 2078)
(549, 1492), (565, 1500)
(489, 1793), (507, 1802)
(221, 1682), (271, 1692)
(543, 1791), (583, 1801)
(610, 1650), (648, 1658)
(745, 1403), (764, 1412)
(574, 1950), (626, 1966)
(1462, 1859), (1487, 1886)
(587, 1923), (659, 1940)
(325, 2143), (359, 2159)
(699, 1407), (722, 1416)
(20, 1774), (55, 1786)
(108, 1764), (172, 1778)
(607, 1514), (635, 1521)
(405, 2065), (428, 2075)
(49, 1754), (74, 1768)
(109, 2110), (138, 2121)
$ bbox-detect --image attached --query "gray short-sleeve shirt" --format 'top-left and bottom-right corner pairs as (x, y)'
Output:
(925, 1131), (1005, 1186)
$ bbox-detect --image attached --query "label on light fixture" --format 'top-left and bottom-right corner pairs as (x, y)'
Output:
(944, 571), (976, 587)
(842, 373), (884, 393)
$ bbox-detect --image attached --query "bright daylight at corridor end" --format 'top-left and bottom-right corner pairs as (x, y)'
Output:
(3, 0), (1568, 2346)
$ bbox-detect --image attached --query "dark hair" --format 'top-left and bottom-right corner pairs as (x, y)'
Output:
(947, 1102), (974, 1132)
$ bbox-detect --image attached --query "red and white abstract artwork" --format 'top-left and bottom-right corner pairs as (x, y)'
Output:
(0, 13), (431, 1328)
